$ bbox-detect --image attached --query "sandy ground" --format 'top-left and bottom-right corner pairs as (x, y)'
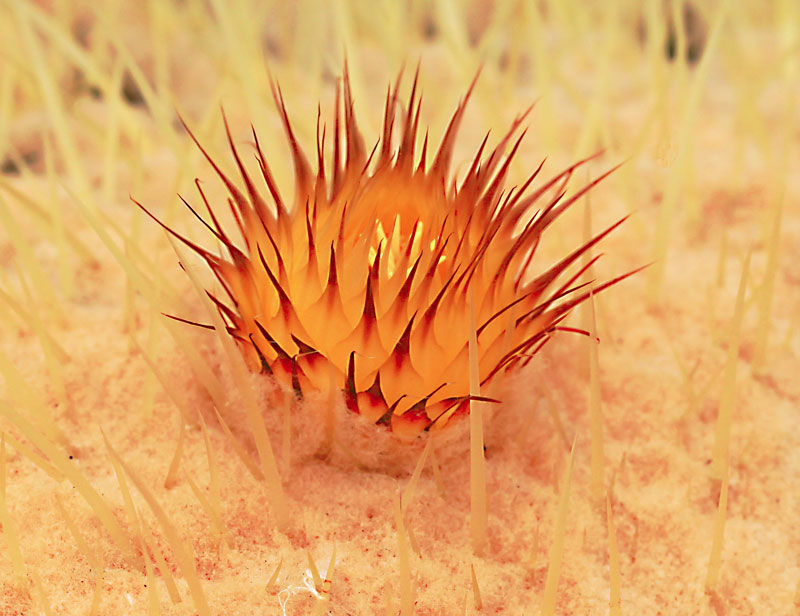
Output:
(0, 2), (798, 615)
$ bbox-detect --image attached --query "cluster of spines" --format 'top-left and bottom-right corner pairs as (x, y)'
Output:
(139, 67), (638, 440)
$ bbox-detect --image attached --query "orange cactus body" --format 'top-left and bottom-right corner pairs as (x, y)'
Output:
(145, 69), (636, 441)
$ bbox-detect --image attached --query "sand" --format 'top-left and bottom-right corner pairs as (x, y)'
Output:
(0, 2), (797, 615)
